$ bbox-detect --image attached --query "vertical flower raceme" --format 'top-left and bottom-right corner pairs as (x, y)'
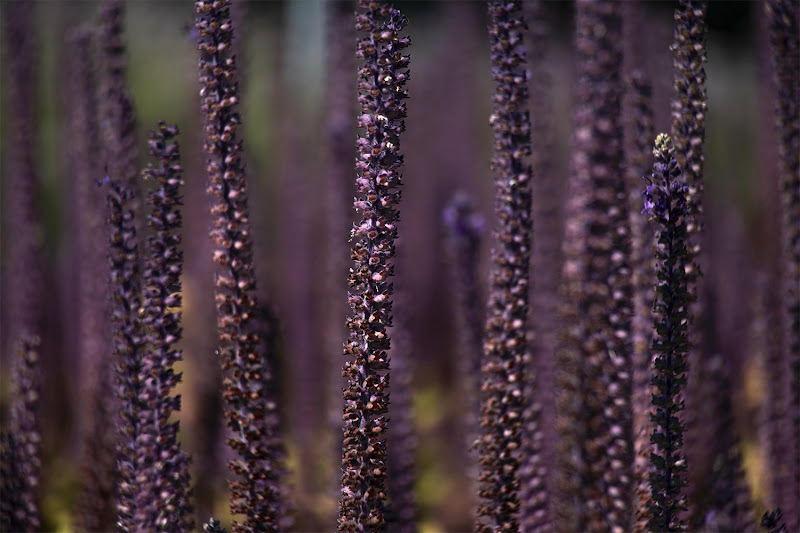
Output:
(698, 355), (751, 532)
(140, 122), (194, 532)
(97, 0), (141, 224)
(643, 134), (690, 533)
(0, 336), (42, 533)
(669, 1), (707, 517)
(554, 2), (632, 531)
(323, 2), (357, 521)
(670, 0), (707, 240)
(765, 3), (800, 529)
(66, 27), (119, 533)
(196, 1), (284, 530)
(108, 124), (190, 532)
(443, 193), (487, 528)
(476, 1), (532, 531)
(97, 22), (146, 528)
(624, 70), (657, 533)
(0, 432), (18, 531)
(443, 194), (485, 467)
(385, 289), (417, 533)
(106, 176), (149, 533)
(74, 362), (118, 533)
(93, 4), (143, 525)
(0, 0), (43, 371)
(520, 2), (558, 530)
(338, 2), (409, 530)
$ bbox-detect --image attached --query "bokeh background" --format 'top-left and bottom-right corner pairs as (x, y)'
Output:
(0, 1), (782, 531)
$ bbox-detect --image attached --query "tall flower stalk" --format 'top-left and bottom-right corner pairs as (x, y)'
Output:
(643, 134), (691, 533)
(140, 123), (194, 532)
(476, 1), (532, 531)
(195, 1), (284, 530)
(385, 286), (417, 533)
(670, 0), (707, 246)
(338, 2), (409, 530)
(97, 0), (140, 226)
(443, 194), (485, 463)
(0, 0), (43, 369)
(668, 3), (708, 515)
(323, 2), (357, 523)
(67, 26), (119, 533)
(765, 3), (800, 530)
(106, 132), (194, 529)
(106, 175), (148, 532)
(554, 2), (632, 531)
(624, 70), (656, 533)
(0, 336), (42, 532)
(520, 2), (559, 530)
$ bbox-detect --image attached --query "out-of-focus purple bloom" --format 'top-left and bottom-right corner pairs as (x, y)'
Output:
(0, 336), (42, 533)
(764, 3), (800, 528)
(443, 193), (486, 249)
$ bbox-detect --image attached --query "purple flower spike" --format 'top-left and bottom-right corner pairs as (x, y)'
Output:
(196, 1), (285, 531)
(0, 336), (42, 533)
(645, 133), (691, 532)
(476, 1), (533, 531)
(140, 122), (194, 533)
(339, 2), (410, 531)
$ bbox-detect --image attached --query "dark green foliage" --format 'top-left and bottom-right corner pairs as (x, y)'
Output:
(644, 134), (691, 532)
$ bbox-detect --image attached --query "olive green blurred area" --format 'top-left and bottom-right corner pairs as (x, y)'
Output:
(0, 1), (778, 532)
